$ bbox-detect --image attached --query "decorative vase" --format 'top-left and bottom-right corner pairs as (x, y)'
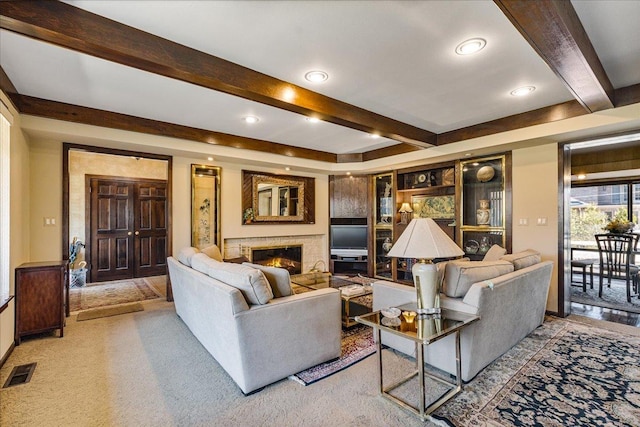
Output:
(476, 199), (490, 225)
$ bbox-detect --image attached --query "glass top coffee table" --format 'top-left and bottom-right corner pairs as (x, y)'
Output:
(290, 272), (373, 327)
(356, 304), (480, 420)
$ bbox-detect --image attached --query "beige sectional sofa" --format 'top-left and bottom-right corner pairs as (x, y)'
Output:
(373, 249), (553, 381)
(167, 247), (342, 394)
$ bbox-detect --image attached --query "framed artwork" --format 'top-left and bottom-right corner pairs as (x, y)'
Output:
(192, 164), (221, 249)
(411, 195), (455, 219)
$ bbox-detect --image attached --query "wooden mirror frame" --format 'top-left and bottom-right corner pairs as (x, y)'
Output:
(242, 170), (315, 224)
(191, 164), (222, 248)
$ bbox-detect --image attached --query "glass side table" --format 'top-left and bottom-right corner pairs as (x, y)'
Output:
(356, 304), (480, 420)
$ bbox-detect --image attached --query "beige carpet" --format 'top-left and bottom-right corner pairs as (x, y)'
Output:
(69, 276), (165, 312)
(0, 300), (435, 427)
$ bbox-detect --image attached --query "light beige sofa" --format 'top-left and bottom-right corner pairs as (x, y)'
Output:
(373, 250), (553, 381)
(168, 249), (341, 394)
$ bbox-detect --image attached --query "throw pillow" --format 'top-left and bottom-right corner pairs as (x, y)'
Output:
(206, 261), (274, 305)
(201, 244), (223, 261)
(243, 262), (293, 298)
(443, 260), (514, 298)
(177, 246), (200, 267)
(482, 245), (507, 262)
(500, 249), (541, 270)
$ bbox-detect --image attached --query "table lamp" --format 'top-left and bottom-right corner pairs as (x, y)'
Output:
(386, 218), (464, 314)
(398, 202), (413, 224)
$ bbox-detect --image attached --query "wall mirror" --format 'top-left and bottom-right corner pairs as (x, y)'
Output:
(192, 164), (221, 249)
(242, 170), (315, 224)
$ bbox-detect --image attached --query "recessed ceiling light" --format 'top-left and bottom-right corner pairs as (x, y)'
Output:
(285, 167), (291, 171)
(370, 133), (380, 139)
(304, 70), (329, 83)
(306, 117), (320, 123)
(510, 86), (536, 97)
(243, 115), (260, 124)
(455, 38), (486, 55)
(346, 172), (351, 175)
(207, 157), (214, 161)
(577, 174), (587, 180)
(472, 162), (479, 166)
(464, 153), (472, 157)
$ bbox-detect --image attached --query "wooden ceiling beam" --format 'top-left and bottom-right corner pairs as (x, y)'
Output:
(12, 94), (337, 163)
(436, 100), (587, 146)
(0, 0), (435, 148)
(495, 0), (614, 113)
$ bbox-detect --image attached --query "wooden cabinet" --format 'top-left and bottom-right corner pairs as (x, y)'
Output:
(458, 153), (512, 260)
(394, 162), (457, 283)
(329, 175), (370, 218)
(372, 172), (394, 279)
(15, 261), (67, 345)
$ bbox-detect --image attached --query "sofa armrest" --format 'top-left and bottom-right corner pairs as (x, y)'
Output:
(232, 288), (342, 393)
(372, 280), (415, 311)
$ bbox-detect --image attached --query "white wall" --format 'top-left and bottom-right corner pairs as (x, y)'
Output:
(1, 91), (31, 363)
(511, 144), (559, 312)
(171, 156), (329, 257)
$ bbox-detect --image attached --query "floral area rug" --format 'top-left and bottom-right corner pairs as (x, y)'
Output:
(434, 317), (640, 426)
(289, 324), (376, 386)
(571, 274), (640, 314)
(69, 277), (163, 312)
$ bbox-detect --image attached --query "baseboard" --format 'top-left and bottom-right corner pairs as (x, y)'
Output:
(0, 341), (15, 369)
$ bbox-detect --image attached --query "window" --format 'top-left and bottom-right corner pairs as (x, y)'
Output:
(571, 181), (639, 251)
(0, 103), (11, 300)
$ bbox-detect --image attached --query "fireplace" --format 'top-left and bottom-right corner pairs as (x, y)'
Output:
(250, 245), (302, 275)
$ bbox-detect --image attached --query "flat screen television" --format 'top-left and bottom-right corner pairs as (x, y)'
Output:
(330, 225), (368, 257)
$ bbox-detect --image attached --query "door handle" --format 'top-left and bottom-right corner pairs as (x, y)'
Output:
(127, 231), (132, 236)
(135, 231), (140, 236)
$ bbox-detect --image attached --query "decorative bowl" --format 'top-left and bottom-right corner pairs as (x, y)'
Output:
(381, 307), (401, 318)
(381, 317), (401, 327)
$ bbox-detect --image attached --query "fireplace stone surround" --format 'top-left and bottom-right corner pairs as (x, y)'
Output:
(223, 234), (327, 274)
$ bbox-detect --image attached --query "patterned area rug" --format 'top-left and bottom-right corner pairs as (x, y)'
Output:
(289, 324), (376, 385)
(571, 274), (640, 314)
(69, 277), (163, 312)
(434, 317), (640, 426)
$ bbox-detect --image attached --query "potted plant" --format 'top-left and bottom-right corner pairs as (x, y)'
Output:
(243, 208), (254, 224)
(69, 237), (86, 287)
(603, 218), (635, 234)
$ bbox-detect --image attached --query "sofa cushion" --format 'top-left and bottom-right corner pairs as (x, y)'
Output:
(243, 262), (293, 297)
(177, 246), (200, 267)
(443, 260), (514, 298)
(482, 245), (507, 261)
(201, 244), (223, 262)
(190, 252), (220, 275)
(205, 261), (274, 305)
(500, 249), (541, 270)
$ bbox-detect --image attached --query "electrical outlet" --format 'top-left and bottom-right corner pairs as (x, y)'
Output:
(537, 217), (548, 226)
(519, 218), (528, 226)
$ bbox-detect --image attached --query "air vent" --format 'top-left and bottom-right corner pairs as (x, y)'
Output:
(3, 362), (36, 388)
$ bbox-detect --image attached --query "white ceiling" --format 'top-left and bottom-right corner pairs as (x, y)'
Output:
(1, 0), (639, 161)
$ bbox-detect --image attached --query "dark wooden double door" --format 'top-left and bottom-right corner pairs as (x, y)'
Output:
(88, 177), (167, 283)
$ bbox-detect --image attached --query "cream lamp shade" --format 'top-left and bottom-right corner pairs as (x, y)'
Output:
(386, 218), (464, 313)
(398, 202), (413, 213)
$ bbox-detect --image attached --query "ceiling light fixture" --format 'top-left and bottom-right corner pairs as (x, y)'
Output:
(370, 133), (380, 139)
(243, 115), (260, 124)
(207, 157), (214, 161)
(455, 38), (486, 55)
(306, 117), (320, 123)
(510, 86), (536, 97)
(577, 174), (587, 180)
(285, 167), (291, 171)
(304, 70), (329, 83)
